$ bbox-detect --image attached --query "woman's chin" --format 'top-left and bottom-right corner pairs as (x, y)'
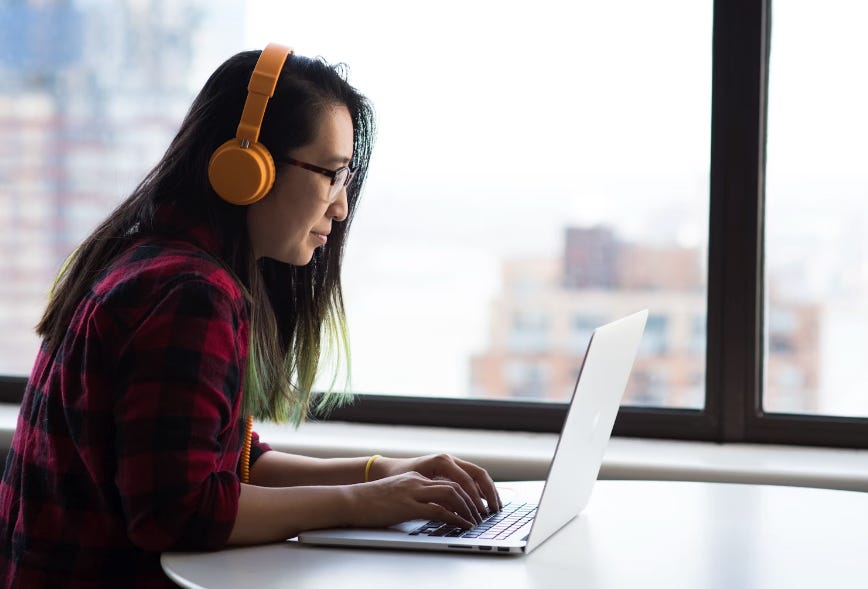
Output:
(281, 249), (315, 266)
(260, 244), (317, 266)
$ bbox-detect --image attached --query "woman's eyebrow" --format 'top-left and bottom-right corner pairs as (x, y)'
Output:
(325, 155), (352, 166)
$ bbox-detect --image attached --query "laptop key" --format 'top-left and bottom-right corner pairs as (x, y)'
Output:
(411, 522), (446, 535)
(429, 526), (458, 537)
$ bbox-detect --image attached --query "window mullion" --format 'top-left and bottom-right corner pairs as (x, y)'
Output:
(707, 0), (768, 443)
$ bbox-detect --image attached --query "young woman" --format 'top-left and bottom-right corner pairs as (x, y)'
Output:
(0, 44), (501, 588)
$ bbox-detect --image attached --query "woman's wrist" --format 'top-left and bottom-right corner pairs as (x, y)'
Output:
(366, 455), (399, 482)
(364, 454), (382, 482)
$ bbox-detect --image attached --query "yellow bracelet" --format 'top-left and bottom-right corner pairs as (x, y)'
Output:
(364, 454), (382, 482)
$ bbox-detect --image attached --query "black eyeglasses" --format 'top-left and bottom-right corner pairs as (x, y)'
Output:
(278, 157), (356, 203)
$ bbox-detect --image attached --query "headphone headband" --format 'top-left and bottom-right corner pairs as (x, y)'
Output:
(236, 43), (293, 144)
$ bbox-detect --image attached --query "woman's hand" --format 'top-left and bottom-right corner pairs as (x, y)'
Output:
(368, 454), (503, 517)
(347, 471), (484, 530)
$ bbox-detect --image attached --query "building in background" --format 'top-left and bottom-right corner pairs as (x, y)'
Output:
(470, 226), (820, 412)
(0, 0), (241, 374)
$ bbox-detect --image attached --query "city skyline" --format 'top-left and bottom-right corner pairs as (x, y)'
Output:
(1, 0), (866, 418)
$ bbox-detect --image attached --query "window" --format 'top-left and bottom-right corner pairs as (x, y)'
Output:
(1, 0), (712, 411)
(508, 311), (552, 354)
(641, 315), (670, 356)
(571, 314), (607, 355)
(765, 0), (868, 418)
(504, 362), (551, 400)
(3, 0), (868, 449)
(330, 1), (712, 406)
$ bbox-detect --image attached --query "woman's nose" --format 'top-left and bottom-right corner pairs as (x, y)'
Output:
(330, 187), (349, 222)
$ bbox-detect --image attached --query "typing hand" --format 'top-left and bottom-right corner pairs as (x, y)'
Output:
(368, 454), (503, 517)
(349, 471), (482, 529)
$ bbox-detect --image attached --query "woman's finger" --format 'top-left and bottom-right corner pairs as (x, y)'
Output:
(415, 482), (482, 525)
(420, 502), (475, 530)
(433, 459), (489, 516)
(454, 457), (503, 512)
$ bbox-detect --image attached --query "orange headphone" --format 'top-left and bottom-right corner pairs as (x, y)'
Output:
(208, 43), (294, 205)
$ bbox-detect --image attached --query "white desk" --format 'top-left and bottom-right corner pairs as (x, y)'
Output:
(162, 480), (868, 589)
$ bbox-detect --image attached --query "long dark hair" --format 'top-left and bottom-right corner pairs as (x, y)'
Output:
(36, 49), (376, 424)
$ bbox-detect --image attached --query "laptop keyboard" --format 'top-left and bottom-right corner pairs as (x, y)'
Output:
(409, 501), (537, 540)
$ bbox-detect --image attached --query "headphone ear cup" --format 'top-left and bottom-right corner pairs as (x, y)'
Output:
(208, 139), (276, 205)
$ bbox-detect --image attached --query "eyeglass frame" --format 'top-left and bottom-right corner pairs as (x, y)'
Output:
(277, 156), (356, 202)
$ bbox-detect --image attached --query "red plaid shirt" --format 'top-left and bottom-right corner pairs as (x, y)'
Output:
(1, 222), (271, 587)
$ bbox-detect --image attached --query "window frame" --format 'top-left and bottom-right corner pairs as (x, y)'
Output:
(4, 0), (868, 449)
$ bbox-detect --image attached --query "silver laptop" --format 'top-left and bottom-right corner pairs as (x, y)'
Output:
(298, 309), (648, 555)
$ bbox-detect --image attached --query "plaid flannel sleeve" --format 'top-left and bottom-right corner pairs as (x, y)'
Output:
(111, 278), (247, 552)
(247, 430), (272, 468)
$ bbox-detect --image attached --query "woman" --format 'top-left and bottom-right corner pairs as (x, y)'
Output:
(0, 44), (501, 588)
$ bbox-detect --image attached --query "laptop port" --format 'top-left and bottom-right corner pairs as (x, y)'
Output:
(479, 546), (493, 551)
(497, 547), (510, 552)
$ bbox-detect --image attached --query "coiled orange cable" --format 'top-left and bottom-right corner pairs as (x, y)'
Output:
(240, 415), (254, 484)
